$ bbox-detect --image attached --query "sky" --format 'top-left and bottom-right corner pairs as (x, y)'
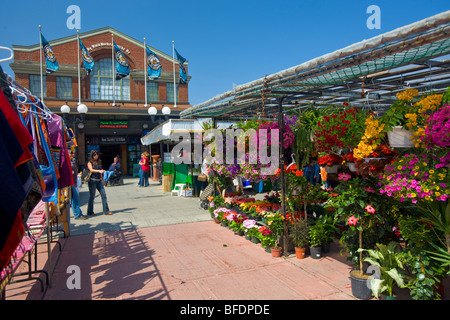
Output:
(1, 0), (449, 106)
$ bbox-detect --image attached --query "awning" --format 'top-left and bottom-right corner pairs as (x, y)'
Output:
(180, 10), (450, 120)
(140, 118), (235, 145)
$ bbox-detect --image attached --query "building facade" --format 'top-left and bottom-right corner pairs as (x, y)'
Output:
(10, 26), (191, 174)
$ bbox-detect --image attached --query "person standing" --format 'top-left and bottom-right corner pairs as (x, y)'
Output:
(87, 150), (112, 216)
(70, 151), (86, 220)
(138, 151), (150, 187)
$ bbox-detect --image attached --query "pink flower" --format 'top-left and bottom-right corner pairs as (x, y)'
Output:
(338, 173), (352, 181)
(365, 205), (376, 214)
(347, 215), (359, 226)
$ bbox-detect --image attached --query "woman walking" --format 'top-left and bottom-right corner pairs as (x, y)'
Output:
(87, 150), (112, 216)
(138, 151), (150, 187)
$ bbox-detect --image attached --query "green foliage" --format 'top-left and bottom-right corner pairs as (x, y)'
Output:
(358, 242), (406, 298)
(288, 218), (309, 248)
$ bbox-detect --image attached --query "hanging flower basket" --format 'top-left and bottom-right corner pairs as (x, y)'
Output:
(325, 165), (340, 174)
(387, 126), (414, 148)
(347, 162), (357, 172)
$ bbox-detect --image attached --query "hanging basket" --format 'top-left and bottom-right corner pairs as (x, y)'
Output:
(325, 165), (340, 173)
(387, 126), (414, 148)
(347, 162), (357, 172)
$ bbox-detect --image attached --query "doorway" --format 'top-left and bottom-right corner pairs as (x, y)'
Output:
(100, 145), (122, 171)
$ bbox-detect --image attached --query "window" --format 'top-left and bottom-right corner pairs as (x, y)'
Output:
(166, 83), (178, 103)
(29, 75), (46, 98)
(56, 76), (72, 99)
(146, 81), (159, 102)
(90, 58), (130, 101)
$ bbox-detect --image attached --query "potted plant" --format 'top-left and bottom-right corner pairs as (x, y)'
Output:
(358, 242), (406, 299)
(380, 88), (444, 148)
(308, 222), (326, 259)
(288, 217), (309, 259)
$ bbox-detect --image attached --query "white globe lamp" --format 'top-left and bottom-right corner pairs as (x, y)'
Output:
(77, 103), (88, 114)
(60, 104), (70, 114)
(148, 106), (157, 115)
(162, 106), (171, 115)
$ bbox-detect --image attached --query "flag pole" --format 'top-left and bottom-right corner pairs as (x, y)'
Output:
(144, 37), (148, 107)
(172, 40), (177, 108)
(77, 30), (81, 106)
(39, 25), (44, 102)
(112, 33), (116, 107)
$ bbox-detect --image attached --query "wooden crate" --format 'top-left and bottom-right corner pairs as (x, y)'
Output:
(162, 174), (174, 192)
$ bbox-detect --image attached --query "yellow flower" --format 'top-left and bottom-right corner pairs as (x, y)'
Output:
(429, 170), (435, 174)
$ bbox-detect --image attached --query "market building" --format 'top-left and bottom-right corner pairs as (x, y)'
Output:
(10, 26), (191, 174)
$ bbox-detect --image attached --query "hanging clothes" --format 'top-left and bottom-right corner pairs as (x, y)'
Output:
(47, 113), (73, 188)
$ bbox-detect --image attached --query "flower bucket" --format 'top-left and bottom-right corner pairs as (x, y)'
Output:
(295, 247), (306, 259)
(347, 162), (357, 172)
(310, 246), (321, 259)
(271, 247), (282, 257)
(325, 165), (339, 173)
(387, 126), (414, 148)
(349, 270), (372, 300)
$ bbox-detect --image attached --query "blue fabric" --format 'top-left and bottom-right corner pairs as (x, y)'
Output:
(146, 46), (161, 79)
(41, 33), (59, 74)
(175, 48), (187, 84)
(138, 169), (149, 187)
(114, 41), (130, 80)
(71, 185), (82, 218)
(79, 38), (94, 74)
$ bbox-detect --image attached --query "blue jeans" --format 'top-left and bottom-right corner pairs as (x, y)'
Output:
(87, 179), (110, 215)
(138, 169), (150, 186)
(103, 170), (114, 181)
(71, 185), (83, 218)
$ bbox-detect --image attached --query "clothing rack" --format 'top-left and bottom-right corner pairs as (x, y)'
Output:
(0, 64), (72, 299)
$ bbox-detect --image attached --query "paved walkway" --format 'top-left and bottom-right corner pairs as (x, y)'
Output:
(7, 176), (446, 301)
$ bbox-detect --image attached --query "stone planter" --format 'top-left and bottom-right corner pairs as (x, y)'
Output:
(325, 165), (340, 173)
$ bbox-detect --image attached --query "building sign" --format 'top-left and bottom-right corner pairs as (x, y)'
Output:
(86, 42), (131, 54)
(99, 120), (128, 128)
(100, 136), (127, 144)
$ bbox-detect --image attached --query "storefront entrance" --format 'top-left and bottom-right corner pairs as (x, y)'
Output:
(101, 145), (122, 171)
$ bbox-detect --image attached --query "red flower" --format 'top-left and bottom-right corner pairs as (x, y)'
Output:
(365, 205), (376, 214)
(347, 215), (359, 226)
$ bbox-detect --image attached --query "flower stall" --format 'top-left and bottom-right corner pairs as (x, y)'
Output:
(183, 11), (450, 300)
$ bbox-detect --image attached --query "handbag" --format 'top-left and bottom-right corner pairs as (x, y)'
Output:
(200, 182), (214, 201)
(81, 168), (92, 183)
(197, 173), (208, 182)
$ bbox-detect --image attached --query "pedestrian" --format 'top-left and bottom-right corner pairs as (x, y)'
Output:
(87, 150), (112, 216)
(320, 166), (328, 189)
(304, 158), (320, 185)
(70, 151), (86, 220)
(138, 151), (150, 187)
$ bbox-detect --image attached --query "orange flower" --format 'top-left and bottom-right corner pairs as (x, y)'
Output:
(295, 170), (303, 177)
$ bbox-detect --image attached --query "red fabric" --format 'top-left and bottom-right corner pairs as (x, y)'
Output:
(0, 211), (25, 269)
(0, 90), (33, 167)
(141, 157), (150, 171)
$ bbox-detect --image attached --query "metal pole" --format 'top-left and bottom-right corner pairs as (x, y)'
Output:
(144, 37), (148, 107)
(77, 30), (81, 105)
(277, 97), (288, 256)
(112, 33), (115, 106)
(172, 41), (177, 108)
(39, 25), (43, 102)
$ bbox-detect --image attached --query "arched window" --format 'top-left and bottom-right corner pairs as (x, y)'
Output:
(90, 58), (130, 101)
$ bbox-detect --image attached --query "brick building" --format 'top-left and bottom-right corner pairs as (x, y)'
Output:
(10, 26), (191, 174)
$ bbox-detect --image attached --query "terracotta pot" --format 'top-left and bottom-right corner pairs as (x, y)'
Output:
(295, 247), (306, 259)
(271, 247), (282, 257)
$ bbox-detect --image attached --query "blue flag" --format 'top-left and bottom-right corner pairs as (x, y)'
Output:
(41, 33), (59, 74)
(113, 41), (129, 80)
(175, 48), (187, 84)
(146, 46), (161, 79)
(79, 38), (94, 75)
